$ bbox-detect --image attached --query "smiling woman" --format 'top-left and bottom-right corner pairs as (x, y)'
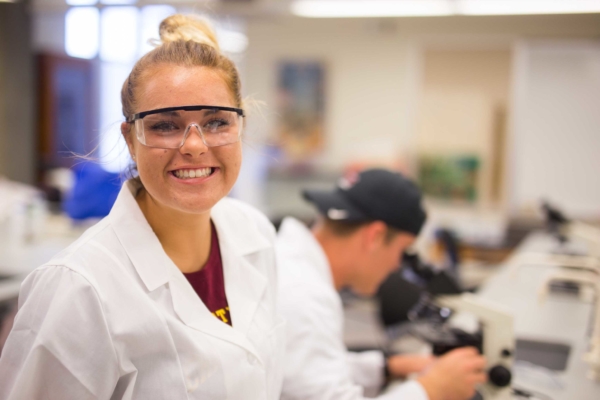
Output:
(0, 14), (285, 400)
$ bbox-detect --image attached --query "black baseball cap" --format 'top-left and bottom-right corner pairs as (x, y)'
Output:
(302, 168), (427, 236)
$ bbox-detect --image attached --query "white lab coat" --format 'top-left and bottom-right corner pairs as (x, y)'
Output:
(0, 181), (285, 400)
(276, 218), (428, 400)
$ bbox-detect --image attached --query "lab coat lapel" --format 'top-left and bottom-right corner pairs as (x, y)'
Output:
(168, 265), (261, 356)
(169, 198), (270, 358)
(109, 181), (171, 291)
(211, 200), (270, 336)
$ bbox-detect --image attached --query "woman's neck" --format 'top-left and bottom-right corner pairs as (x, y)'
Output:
(137, 188), (212, 273)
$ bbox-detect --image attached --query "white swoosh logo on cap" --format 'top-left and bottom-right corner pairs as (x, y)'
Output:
(327, 208), (348, 220)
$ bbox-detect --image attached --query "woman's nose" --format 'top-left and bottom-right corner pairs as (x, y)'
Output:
(179, 124), (208, 156)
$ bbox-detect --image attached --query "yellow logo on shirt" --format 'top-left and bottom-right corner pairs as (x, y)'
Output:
(212, 307), (230, 323)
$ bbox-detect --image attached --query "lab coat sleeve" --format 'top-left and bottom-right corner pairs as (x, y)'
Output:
(279, 283), (363, 400)
(346, 353), (429, 400)
(346, 350), (386, 395)
(344, 352), (429, 400)
(279, 284), (429, 400)
(0, 265), (120, 400)
(380, 381), (429, 400)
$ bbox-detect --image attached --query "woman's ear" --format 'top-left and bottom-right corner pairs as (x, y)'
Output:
(121, 122), (136, 159)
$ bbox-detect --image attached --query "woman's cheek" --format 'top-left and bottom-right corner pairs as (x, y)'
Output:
(140, 149), (168, 174)
(229, 145), (243, 173)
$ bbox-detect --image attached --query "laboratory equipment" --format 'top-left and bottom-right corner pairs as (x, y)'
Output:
(510, 202), (600, 276)
(0, 177), (46, 251)
(539, 268), (600, 381)
(405, 293), (514, 400)
(434, 293), (515, 400)
(504, 201), (600, 381)
(378, 251), (461, 327)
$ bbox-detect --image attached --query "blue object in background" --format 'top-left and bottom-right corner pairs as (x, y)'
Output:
(63, 162), (123, 220)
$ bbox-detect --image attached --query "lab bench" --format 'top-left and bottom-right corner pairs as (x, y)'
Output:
(0, 215), (81, 302)
(0, 216), (87, 353)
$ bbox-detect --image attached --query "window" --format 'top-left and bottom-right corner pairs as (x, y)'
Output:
(100, 7), (139, 64)
(65, 7), (99, 59)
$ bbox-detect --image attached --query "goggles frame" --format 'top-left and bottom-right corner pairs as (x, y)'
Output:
(127, 105), (245, 149)
(126, 105), (244, 123)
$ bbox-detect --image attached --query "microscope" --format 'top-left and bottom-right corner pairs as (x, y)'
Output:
(378, 252), (515, 399)
(510, 202), (600, 276)
(406, 292), (514, 400)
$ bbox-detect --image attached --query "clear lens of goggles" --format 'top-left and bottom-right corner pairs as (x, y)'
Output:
(134, 108), (243, 149)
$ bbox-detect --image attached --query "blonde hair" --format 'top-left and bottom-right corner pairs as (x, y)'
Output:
(121, 14), (242, 121)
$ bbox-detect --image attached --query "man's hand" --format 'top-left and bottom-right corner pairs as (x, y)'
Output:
(387, 354), (435, 377)
(417, 347), (487, 400)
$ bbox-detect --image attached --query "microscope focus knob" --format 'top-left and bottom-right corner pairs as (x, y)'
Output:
(488, 365), (512, 387)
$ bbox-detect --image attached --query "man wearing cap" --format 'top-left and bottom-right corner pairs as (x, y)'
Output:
(277, 168), (487, 400)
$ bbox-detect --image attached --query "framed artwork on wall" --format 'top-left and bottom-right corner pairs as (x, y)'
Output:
(418, 154), (480, 203)
(275, 61), (325, 168)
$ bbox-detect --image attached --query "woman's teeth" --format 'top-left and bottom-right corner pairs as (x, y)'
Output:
(173, 168), (213, 179)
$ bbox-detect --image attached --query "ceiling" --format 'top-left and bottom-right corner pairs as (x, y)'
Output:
(28, 0), (600, 20)
(31, 0), (289, 16)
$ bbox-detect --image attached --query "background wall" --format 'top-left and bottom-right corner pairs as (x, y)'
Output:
(245, 17), (414, 171)
(510, 40), (600, 218)
(417, 49), (511, 207)
(0, 1), (36, 184)
(244, 14), (600, 218)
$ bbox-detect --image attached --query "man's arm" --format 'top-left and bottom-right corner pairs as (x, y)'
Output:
(279, 283), (429, 400)
(347, 351), (436, 396)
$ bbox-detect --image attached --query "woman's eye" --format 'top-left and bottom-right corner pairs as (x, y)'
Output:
(148, 121), (178, 132)
(203, 119), (230, 132)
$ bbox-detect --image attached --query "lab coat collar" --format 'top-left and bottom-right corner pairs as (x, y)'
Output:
(109, 180), (172, 292)
(278, 217), (334, 287)
(109, 181), (270, 358)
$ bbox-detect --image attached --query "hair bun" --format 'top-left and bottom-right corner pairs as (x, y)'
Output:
(159, 14), (220, 51)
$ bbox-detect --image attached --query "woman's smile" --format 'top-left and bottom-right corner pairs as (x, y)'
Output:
(171, 166), (215, 180)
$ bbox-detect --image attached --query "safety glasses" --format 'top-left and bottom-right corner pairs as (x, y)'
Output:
(127, 105), (245, 149)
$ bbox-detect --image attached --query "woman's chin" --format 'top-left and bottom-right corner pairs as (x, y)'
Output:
(169, 196), (221, 216)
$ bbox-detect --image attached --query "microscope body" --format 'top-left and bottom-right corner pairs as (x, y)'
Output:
(435, 293), (515, 400)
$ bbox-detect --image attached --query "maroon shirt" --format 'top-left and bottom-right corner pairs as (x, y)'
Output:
(183, 222), (232, 326)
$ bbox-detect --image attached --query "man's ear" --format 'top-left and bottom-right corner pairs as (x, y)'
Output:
(362, 221), (387, 251)
(121, 122), (136, 159)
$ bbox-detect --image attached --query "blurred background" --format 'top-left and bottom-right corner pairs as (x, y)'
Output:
(1, 0), (600, 271)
